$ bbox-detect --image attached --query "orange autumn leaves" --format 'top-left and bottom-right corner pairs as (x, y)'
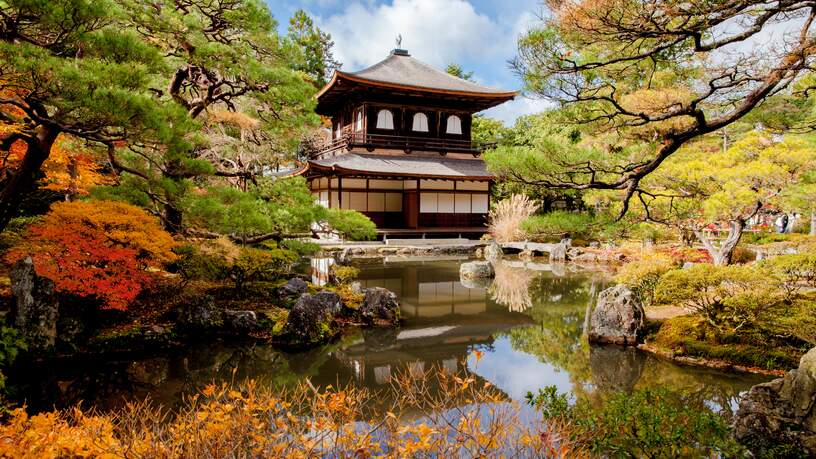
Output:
(1, 132), (111, 197)
(5, 201), (177, 310)
(0, 372), (555, 458)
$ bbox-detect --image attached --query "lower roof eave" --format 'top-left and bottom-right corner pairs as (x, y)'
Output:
(309, 164), (493, 181)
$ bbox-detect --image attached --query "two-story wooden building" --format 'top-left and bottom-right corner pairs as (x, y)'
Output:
(305, 48), (516, 236)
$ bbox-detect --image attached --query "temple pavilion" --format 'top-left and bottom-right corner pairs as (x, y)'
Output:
(305, 48), (516, 236)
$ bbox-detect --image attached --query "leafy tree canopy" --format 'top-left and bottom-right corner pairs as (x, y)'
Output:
(0, 0), (323, 236)
(510, 0), (816, 211)
(287, 9), (341, 87)
(590, 131), (816, 264)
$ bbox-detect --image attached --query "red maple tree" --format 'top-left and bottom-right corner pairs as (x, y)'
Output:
(6, 200), (177, 310)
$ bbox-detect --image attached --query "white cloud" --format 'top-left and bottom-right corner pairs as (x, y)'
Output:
(316, 0), (547, 124)
(319, 0), (503, 69)
(483, 95), (553, 126)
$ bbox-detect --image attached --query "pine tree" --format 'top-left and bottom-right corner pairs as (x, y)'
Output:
(287, 9), (342, 88)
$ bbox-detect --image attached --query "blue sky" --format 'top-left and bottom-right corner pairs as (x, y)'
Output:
(266, 0), (550, 124)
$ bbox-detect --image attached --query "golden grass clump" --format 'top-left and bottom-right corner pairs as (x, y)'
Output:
(488, 194), (539, 243)
(0, 367), (575, 458)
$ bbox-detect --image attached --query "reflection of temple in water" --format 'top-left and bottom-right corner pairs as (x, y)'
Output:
(331, 324), (523, 388)
(321, 258), (536, 387)
(355, 257), (489, 318)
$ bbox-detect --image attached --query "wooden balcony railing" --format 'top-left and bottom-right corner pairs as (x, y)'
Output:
(314, 132), (494, 157)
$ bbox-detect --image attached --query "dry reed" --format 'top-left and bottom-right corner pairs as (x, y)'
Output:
(488, 195), (539, 243)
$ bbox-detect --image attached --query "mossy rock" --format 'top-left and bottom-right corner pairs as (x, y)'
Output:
(280, 292), (341, 348)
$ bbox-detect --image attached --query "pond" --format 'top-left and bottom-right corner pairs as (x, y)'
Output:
(9, 256), (770, 416)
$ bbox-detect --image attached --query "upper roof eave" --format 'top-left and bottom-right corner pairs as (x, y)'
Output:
(315, 71), (518, 101)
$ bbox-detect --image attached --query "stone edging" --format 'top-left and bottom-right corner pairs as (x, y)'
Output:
(637, 343), (787, 377)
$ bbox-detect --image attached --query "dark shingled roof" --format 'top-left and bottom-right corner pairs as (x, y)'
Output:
(309, 153), (492, 179)
(315, 50), (516, 115)
(344, 50), (512, 95)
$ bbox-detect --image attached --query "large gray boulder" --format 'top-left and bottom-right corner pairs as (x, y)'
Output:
(277, 277), (308, 301)
(587, 285), (644, 346)
(10, 256), (59, 351)
(224, 310), (259, 333)
(459, 261), (495, 280)
(733, 347), (816, 454)
(282, 291), (341, 346)
(176, 294), (224, 332)
(360, 287), (400, 325)
(484, 242), (503, 262)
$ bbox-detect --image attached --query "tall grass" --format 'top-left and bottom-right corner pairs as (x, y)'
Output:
(0, 367), (573, 458)
(488, 194), (539, 243)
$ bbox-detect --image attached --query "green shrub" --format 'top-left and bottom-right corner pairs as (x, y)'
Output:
(741, 231), (788, 245)
(171, 243), (229, 282)
(0, 216), (40, 252)
(652, 315), (707, 351)
(772, 298), (816, 347)
(655, 264), (782, 333)
(280, 239), (321, 257)
(330, 265), (360, 285)
(521, 211), (596, 242)
(0, 327), (26, 393)
(324, 209), (377, 241)
(629, 222), (675, 243)
(229, 247), (298, 290)
(614, 254), (677, 306)
(526, 386), (745, 458)
(761, 254), (816, 297)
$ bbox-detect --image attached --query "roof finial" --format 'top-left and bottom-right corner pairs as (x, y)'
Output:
(392, 34), (409, 56)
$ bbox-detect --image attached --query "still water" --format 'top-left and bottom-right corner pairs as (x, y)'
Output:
(11, 256), (770, 415)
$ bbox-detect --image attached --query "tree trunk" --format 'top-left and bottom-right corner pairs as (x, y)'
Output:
(0, 126), (59, 232)
(161, 158), (185, 234)
(693, 220), (745, 266)
(810, 208), (816, 236)
(163, 201), (183, 234)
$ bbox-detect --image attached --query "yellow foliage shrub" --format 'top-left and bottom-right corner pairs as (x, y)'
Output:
(0, 369), (560, 458)
(614, 253), (676, 306)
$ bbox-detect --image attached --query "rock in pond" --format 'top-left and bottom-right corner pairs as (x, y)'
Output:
(176, 294), (224, 332)
(549, 242), (567, 262)
(733, 347), (816, 454)
(484, 242), (503, 262)
(588, 285), (644, 346)
(277, 277), (308, 300)
(459, 261), (495, 280)
(360, 287), (400, 325)
(10, 256), (59, 352)
(282, 291), (342, 346)
(224, 310), (259, 333)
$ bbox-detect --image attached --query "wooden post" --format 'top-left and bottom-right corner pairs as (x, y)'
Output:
(338, 176), (343, 209)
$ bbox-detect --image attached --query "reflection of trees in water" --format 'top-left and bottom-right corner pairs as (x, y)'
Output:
(498, 271), (767, 413)
(500, 273), (596, 394)
(633, 357), (767, 418)
(489, 263), (535, 312)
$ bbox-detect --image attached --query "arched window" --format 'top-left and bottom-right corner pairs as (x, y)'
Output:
(446, 115), (462, 135)
(412, 112), (429, 132)
(376, 109), (394, 130)
(355, 109), (363, 131)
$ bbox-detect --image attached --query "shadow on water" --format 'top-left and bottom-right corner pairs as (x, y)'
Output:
(10, 256), (771, 415)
